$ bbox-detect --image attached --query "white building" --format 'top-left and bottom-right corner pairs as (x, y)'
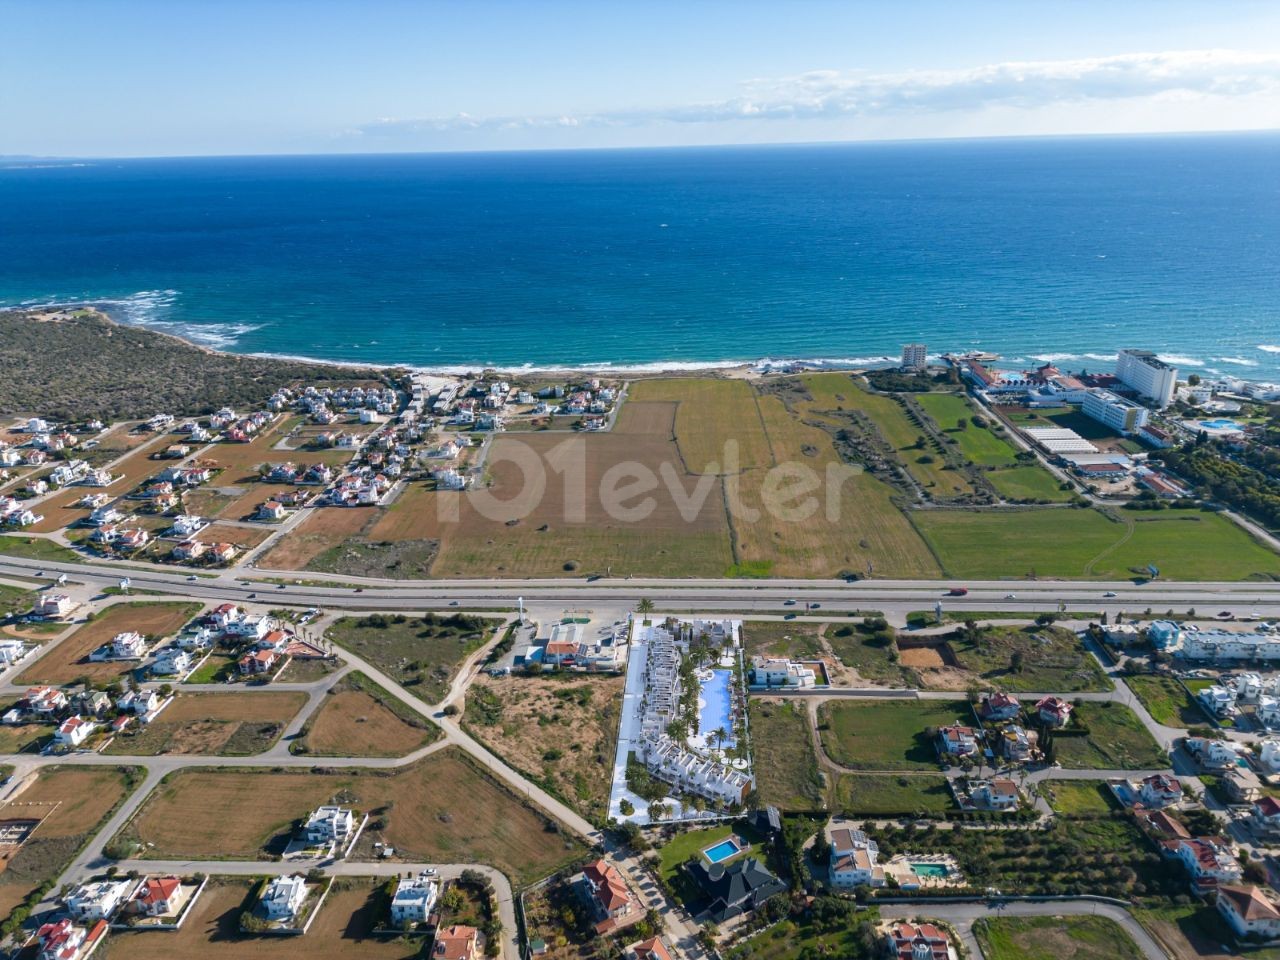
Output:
(303, 805), (355, 846)
(1116, 349), (1178, 408)
(1180, 630), (1280, 661)
(64, 878), (133, 921)
(901, 343), (927, 370)
(1081, 389), (1150, 435)
(749, 656), (816, 688)
(259, 874), (309, 922)
(1217, 885), (1280, 940)
(827, 824), (885, 888)
(55, 715), (96, 749)
(389, 872), (438, 925)
(117, 688), (160, 717)
(150, 648), (193, 678)
(96, 630), (147, 660)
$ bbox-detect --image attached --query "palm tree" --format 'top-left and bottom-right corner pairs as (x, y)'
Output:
(636, 598), (654, 616)
(711, 726), (730, 753)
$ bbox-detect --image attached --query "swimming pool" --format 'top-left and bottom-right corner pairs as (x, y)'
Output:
(910, 863), (950, 878)
(698, 669), (736, 748)
(1200, 418), (1242, 430)
(703, 837), (743, 864)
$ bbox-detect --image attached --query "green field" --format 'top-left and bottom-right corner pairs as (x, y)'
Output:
(818, 698), (971, 770)
(748, 700), (824, 811)
(950, 625), (1111, 693)
(916, 392), (1018, 466)
(726, 906), (880, 960)
(987, 465), (1075, 502)
(1051, 702), (1167, 770)
(327, 612), (493, 702)
(0, 536), (82, 563)
(914, 507), (1280, 580)
(1124, 675), (1206, 727)
(1039, 779), (1119, 815)
(628, 378), (773, 475)
(829, 772), (955, 816)
(974, 915), (1143, 960)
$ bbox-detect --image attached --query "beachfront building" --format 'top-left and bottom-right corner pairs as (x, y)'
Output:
(1082, 389), (1150, 435)
(1116, 349), (1178, 408)
(901, 343), (927, 370)
(633, 618), (753, 808)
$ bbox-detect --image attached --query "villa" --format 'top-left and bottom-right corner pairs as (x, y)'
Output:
(1251, 796), (1280, 840)
(627, 938), (673, 960)
(118, 688), (160, 717)
(1160, 836), (1242, 891)
(976, 691), (1021, 722)
(685, 856), (786, 923)
(1218, 885), (1280, 940)
(433, 924), (481, 960)
(303, 805), (356, 847)
(34, 918), (104, 960)
(827, 824), (885, 888)
(936, 725), (979, 758)
(258, 874), (308, 922)
(65, 878), (133, 921)
(33, 594), (75, 620)
(54, 715), (97, 749)
(969, 778), (1020, 811)
(129, 876), (184, 917)
(994, 725), (1036, 764)
(1035, 696), (1074, 727)
(91, 630), (147, 660)
(389, 872), (438, 925)
(577, 858), (643, 935)
(748, 655), (816, 688)
(884, 922), (954, 960)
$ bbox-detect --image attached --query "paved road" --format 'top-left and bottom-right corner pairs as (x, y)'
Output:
(878, 898), (1168, 960)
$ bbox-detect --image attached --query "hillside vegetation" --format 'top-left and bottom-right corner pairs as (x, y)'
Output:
(0, 309), (384, 420)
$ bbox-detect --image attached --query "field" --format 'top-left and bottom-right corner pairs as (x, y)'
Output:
(949, 625), (1111, 692)
(1038, 779), (1118, 815)
(16, 600), (203, 684)
(1125, 675), (1206, 727)
(258, 507), (380, 572)
(326, 613), (494, 702)
(747, 700), (824, 811)
(1134, 902), (1280, 960)
(0, 583), (35, 619)
(465, 673), (623, 822)
(987, 465), (1075, 502)
(300, 672), (438, 757)
(0, 536), (82, 563)
(118, 748), (585, 884)
(193, 523), (272, 550)
(915, 392), (1018, 466)
(628, 378), (774, 474)
(0, 766), (139, 919)
(913, 507), (1280, 580)
(829, 772), (955, 816)
(103, 691), (306, 756)
(1051, 702), (1167, 770)
(99, 878), (423, 960)
(817, 698), (972, 770)
(975, 915), (1143, 960)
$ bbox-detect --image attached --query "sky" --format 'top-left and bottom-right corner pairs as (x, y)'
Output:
(2, 0), (1280, 157)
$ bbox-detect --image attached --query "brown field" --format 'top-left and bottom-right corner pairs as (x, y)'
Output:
(212, 483), (308, 521)
(612, 399), (677, 436)
(0, 766), (138, 917)
(628, 378), (773, 474)
(898, 647), (947, 668)
(104, 691), (306, 756)
(16, 601), (204, 684)
(302, 675), (437, 757)
(122, 749), (585, 883)
(259, 507), (378, 570)
(100, 880), (422, 960)
(466, 674), (623, 822)
(194, 523), (272, 549)
(365, 484), (438, 542)
(180, 488), (238, 518)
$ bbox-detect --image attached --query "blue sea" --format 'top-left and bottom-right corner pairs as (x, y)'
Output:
(2, 133), (1279, 376)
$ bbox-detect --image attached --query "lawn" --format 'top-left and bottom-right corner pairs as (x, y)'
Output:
(829, 772), (955, 816)
(0, 583), (36, 618)
(743, 620), (826, 660)
(0, 536), (82, 563)
(987, 465), (1075, 502)
(1038, 779), (1119, 815)
(748, 699), (824, 811)
(1134, 902), (1280, 960)
(16, 600), (203, 685)
(974, 915), (1143, 960)
(103, 691), (306, 756)
(818, 699), (972, 770)
(915, 392), (1018, 467)
(299, 671), (438, 757)
(465, 673), (622, 823)
(725, 909), (881, 960)
(99, 878), (423, 960)
(656, 822), (762, 885)
(117, 748), (586, 884)
(0, 766), (141, 920)
(1125, 675), (1206, 727)
(327, 612), (495, 702)
(1051, 702), (1167, 770)
(913, 507), (1280, 580)
(824, 625), (916, 687)
(950, 625), (1111, 692)
(182, 651), (238, 684)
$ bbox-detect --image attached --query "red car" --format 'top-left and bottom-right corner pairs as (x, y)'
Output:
(947, 587), (969, 596)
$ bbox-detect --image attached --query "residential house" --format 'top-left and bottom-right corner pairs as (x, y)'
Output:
(1217, 885), (1280, 941)
(238, 648), (281, 676)
(1139, 809), (1191, 840)
(257, 501), (286, 521)
(578, 858), (642, 934)
(1139, 774), (1184, 808)
(168, 514), (205, 537)
(88, 504), (123, 526)
(130, 876), (182, 916)
(970, 778), (1020, 811)
(94, 631), (147, 660)
(25, 685), (69, 716)
(65, 879), (132, 921)
(33, 594), (74, 620)
(1161, 836), (1242, 890)
(1225, 767), (1264, 804)
(977, 692), (1021, 722)
(259, 874), (308, 922)
(432, 924), (481, 960)
(210, 603), (245, 631)
(937, 725), (980, 758)
(172, 540), (206, 561)
(1185, 737), (1242, 772)
(685, 857), (786, 923)
(117, 688), (160, 717)
(749, 656), (817, 688)
(73, 690), (112, 719)
(627, 938), (673, 960)
(228, 613), (271, 640)
(389, 873), (438, 925)
(118, 528), (149, 551)
(827, 825), (885, 888)
(34, 918), (96, 960)
(1251, 796), (1280, 839)
(884, 922), (953, 960)
(0, 638), (31, 667)
(303, 805), (356, 847)
(207, 542), (237, 564)
(1199, 685), (1238, 719)
(1035, 696), (1073, 727)
(995, 725), (1036, 764)
(55, 715), (96, 749)
(150, 648), (192, 678)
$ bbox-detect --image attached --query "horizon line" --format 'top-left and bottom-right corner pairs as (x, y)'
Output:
(4, 125), (1279, 164)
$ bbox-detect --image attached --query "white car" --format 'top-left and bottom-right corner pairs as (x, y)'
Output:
(1004, 594), (1017, 600)
(1103, 592), (1118, 598)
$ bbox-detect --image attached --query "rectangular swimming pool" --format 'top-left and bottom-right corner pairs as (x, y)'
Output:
(698, 669), (736, 747)
(703, 838), (742, 864)
(910, 863), (949, 878)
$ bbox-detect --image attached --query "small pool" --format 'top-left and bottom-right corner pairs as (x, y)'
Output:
(910, 863), (950, 878)
(703, 838), (743, 864)
(1200, 419), (1241, 431)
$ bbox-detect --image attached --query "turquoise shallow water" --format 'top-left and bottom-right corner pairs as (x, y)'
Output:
(2, 133), (1279, 376)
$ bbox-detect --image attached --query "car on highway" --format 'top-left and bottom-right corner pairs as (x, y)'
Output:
(247, 592), (256, 599)
(783, 599), (797, 606)
(947, 587), (968, 596)
(1103, 591), (1118, 598)
(1218, 611), (1234, 619)
(187, 574), (198, 581)
(1004, 594), (1017, 600)
(277, 584), (286, 589)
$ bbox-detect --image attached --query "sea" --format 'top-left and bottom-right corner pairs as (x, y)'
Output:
(2, 132), (1279, 377)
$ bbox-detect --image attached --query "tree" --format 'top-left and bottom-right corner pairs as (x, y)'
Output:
(636, 598), (654, 616)
(1010, 650), (1026, 674)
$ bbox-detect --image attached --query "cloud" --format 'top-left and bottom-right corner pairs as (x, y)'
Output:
(351, 49), (1280, 139)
